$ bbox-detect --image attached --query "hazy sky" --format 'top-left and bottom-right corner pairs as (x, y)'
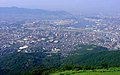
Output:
(0, 0), (120, 14)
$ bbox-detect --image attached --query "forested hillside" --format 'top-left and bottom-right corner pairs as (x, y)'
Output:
(0, 45), (120, 75)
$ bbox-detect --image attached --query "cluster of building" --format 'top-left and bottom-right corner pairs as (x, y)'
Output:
(0, 15), (120, 56)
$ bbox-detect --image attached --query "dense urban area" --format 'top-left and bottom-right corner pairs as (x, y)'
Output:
(0, 6), (120, 75)
(0, 8), (120, 57)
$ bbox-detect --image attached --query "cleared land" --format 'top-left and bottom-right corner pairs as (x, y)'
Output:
(51, 67), (120, 75)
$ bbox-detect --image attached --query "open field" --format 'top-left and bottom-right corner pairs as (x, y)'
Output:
(51, 67), (120, 75)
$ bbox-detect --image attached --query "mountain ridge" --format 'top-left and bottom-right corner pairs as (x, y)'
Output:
(0, 7), (71, 14)
(0, 7), (73, 20)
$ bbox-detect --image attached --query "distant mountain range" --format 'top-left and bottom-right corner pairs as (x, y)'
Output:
(0, 7), (73, 20)
(0, 7), (70, 15)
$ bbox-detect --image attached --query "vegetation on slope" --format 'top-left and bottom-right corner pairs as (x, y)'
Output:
(0, 44), (120, 75)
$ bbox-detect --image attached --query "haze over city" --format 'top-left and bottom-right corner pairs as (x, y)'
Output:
(1, 0), (120, 75)
(0, 0), (120, 14)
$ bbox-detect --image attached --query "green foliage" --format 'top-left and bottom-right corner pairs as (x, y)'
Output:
(0, 44), (120, 75)
(0, 51), (61, 74)
(24, 66), (120, 75)
(101, 63), (109, 69)
(52, 70), (120, 75)
(62, 45), (120, 67)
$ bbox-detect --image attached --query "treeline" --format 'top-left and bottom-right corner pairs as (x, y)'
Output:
(0, 64), (114, 75)
(0, 45), (120, 75)
(21, 64), (111, 75)
(62, 45), (120, 67)
(0, 52), (61, 75)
